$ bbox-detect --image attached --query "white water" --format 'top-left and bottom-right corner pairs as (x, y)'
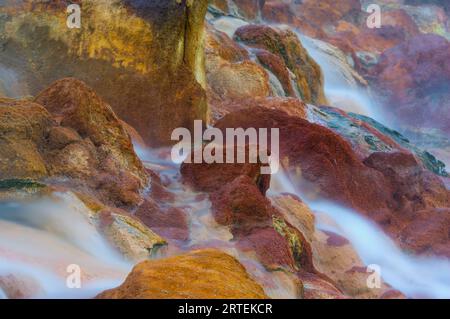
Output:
(297, 34), (385, 121)
(210, 16), (249, 38)
(270, 169), (450, 299)
(0, 193), (131, 299)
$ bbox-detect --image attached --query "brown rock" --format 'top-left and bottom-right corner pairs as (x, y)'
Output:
(0, 99), (54, 180)
(35, 78), (148, 188)
(96, 249), (268, 299)
(1, 0), (210, 146)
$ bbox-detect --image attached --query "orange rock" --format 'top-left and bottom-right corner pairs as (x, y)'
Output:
(1, 0), (210, 146)
(96, 249), (268, 299)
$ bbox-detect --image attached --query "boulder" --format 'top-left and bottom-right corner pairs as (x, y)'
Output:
(96, 249), (268, 299)
(0, 0), (209, 146)
(0, 99), (54, 180)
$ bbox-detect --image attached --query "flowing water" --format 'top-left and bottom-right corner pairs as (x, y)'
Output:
(297, 33), (386, 123)
(0, 193), (131, 299)
(269, 169), (450, 299)
(134, 146), (299, 299)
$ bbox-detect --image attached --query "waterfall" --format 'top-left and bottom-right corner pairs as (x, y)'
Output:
(297, 33), (386, 122)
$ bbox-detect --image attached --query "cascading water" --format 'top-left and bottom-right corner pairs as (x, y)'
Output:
(134, 145), (300, 299)
(297, 33), (385, 122)
(0, 193), (131, 299)
(269, 169), (450, 299)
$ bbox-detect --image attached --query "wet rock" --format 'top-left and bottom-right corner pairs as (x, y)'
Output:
(215, 107), (450, 254)
(255, 49), (296, 97)
(272, 194), (403, 299)
(96, 249), (268, 299)
(234, 24), (326, 104)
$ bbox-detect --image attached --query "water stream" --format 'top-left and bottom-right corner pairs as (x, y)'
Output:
(0, 193), (131, 299)
(269, 169), (450, 299)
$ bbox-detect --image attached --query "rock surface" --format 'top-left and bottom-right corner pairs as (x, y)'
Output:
(96, 249), (268, 299)
(0, 0), (209, 146)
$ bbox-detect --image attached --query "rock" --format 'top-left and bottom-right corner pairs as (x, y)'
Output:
(211, 175), (275, 236)
(214, 107), (390, 215)
(291, 0), (361, 31)
(215, 107), (450, 254)
(399, 208), (450, 257)
(255, 49), (296, 97)
(0, 274), (43, 299)
(181, 145), (271, 195)
(135, 199), (190, 242)
(35, 78), (147, 183)
(34, 78), (148, 206)
(207, 59), (271, 100)
(47, 127), (82, 150)
(205, 26), (270, 101)
(0, 99), (54, 180)
(98, 210), (167, 262)
(261, 1), (326, 39)
(96, 249), (268, 299)
(234, 24), (326, 104)
(370, 34), (450, 135)
(205, 25), (249, 63)
(0, 0), (209, 146)
(0, 79), (150, 208)
(210, 96), (307, 124)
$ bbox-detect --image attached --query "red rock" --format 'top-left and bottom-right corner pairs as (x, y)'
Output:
(399, 208), (450, 257)
(35, 78), (147, 185)
(237, 227), (297, 271)
(255, 49), (296, 97)
(135, 199), (190, 241)
(262, 1), (326, 39)
(181, 144), (271, 195)
(215, 107), (390, 215)
(215, 108), (450, 254)
(234, 24), (326, 104)
(210, 96), (307, 124)
(47, 126), (81, 150)
(291, 0), (361, 31)
(210, 175), (275, 236)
